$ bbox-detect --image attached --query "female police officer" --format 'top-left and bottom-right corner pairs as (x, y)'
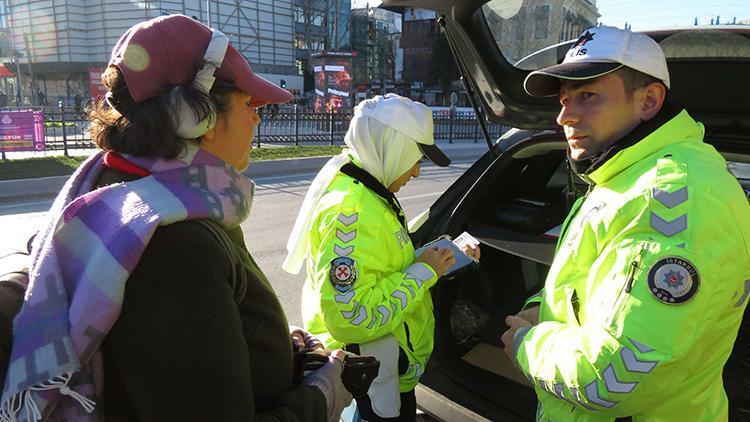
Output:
(284, 94), (478, 421)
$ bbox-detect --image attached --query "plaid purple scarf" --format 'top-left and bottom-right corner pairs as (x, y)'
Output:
(0, 145), (254, 421)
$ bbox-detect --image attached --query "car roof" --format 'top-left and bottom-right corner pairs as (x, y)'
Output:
(381, 1), (750, 146)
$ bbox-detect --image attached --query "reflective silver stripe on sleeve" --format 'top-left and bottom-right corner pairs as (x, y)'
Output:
(584, 380), (617, 408)
(341, 301), (358, 319)
(400, 282), (416, 299)
(603, 365), (637, 394)
(414, 363), (422, 378)
(403, 263), (434, 288)
(336, 229), (356, 243)
(377, 305), (391, 326)
(621, 347), (658, 373)
(334, 289), (355, 304)
(391, 290), (408, 310)
(366, 313), (377, 329)
(552, 383), (578, 407)
(512, 326), (532, 364)
(334, 244), (354, 257)
(569, 387), (596, 411)
(735, 279), (750, 308)
(527, 290), (543, 302)
(652, 187), (688, 208)
(337, 212), (359, 226)
(629, 338), (655, 353)
(649, 212), (687, 237)
(350, 306), (368, 326)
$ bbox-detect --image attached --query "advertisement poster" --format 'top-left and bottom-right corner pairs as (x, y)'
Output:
(0, 110), (45, 152)
(311, 51), (355, 113)
(88, 67), (107, 104)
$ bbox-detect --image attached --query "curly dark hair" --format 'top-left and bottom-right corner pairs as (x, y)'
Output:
(88, 66), (239, 160)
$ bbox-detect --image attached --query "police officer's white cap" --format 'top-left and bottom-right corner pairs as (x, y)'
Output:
(524, 25), (671, 97)
(355, 93), (451, 167)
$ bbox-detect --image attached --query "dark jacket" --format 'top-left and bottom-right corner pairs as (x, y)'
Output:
(96, 169), (326, 421)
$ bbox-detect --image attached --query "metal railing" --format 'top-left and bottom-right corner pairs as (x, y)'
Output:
(0, 105), (508, 157)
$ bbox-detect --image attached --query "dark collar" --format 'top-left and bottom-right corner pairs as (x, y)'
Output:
(568, 103), (683, 177)
(339, 162), (407, 228)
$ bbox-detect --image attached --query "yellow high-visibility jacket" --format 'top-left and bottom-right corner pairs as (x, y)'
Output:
(302, 168), (438, 392)
(517, 110), (750, 421)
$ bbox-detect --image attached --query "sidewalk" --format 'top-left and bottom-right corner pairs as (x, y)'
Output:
(0, 143), (489, 203)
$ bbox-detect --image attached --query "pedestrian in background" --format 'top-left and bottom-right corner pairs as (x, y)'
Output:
(1, 14), (350, 421)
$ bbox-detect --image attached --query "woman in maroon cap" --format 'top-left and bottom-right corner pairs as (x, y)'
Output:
(0, 14), (350, 422)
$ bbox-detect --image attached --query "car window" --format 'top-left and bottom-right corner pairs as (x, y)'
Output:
(481, 0), (750, 69)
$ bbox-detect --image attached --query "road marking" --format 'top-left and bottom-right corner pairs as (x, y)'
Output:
(0, 200), (52, 213)
(400, 192), (442, 201)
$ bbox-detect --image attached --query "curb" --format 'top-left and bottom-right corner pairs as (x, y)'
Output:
(0, 144), (488, 203)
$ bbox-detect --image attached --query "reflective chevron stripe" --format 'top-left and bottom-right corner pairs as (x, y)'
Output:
(401, 282), (416, 299)
(603, 365), (637, 394)
(377, 305), (391, 326)
(336, 229), (356, 243)
(337, 212), (359, 226)
(334, 244), (354, 257)
(621, 347), (658, 373)
(736, 279), (750, 308)
(334, 289), (355, 304)
(569, 387), (596, 411)
(341, 301), (358, 319)
(653, 187), (688, 208)
(350, 306), (368, 326)
(584, 380), (617, 408)
(512, 326), (532, 364)
(366, 313), (377, 329)
(405, 363), (423, 379)
(552, 383), (578, 407)
(391, 290), (408, 310)
(403, 263), (434, 288)
(630, 338), (654, 353)
(650, 212), (687, 237)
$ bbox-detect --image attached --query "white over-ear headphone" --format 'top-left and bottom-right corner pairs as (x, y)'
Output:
(172, 29), (230, 139)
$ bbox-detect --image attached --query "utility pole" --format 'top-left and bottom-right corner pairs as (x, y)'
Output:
(22, 32), (36, 105)
(207, 0), (211, 27)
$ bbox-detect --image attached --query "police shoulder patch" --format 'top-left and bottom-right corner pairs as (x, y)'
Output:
(647, 256), (700, 305)
(330, 256), (357, 293)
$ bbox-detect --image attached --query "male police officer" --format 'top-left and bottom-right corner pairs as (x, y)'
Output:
(501, 25), (750, 421)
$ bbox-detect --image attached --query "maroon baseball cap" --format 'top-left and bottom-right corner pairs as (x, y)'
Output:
(109, 14), (293, 107)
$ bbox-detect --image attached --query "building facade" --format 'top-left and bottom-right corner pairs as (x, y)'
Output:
(350, 6), (401, 100)
(0, 0), (299, 105)
(484, 0), (600, 65)
(400, 8), (439, 88)
(294, 0), (350, 94)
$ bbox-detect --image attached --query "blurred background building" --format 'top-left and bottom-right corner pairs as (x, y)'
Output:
(0, 0), (300, 106)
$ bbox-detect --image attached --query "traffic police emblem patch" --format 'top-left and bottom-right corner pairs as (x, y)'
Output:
(330, 256), (357, 293)
(647, 256), (699, 304)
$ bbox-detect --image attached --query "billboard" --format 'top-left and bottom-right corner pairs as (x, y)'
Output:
(311, 51), (355, 113)
(88, 67), (107, 104)
(0, 110), (45, 152)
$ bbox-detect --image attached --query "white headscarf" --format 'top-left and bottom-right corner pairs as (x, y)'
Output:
(282, 94), (428, 274)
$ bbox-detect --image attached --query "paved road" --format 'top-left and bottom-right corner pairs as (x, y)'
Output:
(0, 162), (470, 326)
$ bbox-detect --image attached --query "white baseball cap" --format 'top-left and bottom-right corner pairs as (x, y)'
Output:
(356, 93), (450, 167)
(524, 25), (670, 97)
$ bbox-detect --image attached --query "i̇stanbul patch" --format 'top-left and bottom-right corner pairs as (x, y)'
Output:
(330, 256), (357, 293)
(647, 256), (700, 305)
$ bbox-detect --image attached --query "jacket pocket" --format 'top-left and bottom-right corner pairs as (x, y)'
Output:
(605, 242), (648, 329)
